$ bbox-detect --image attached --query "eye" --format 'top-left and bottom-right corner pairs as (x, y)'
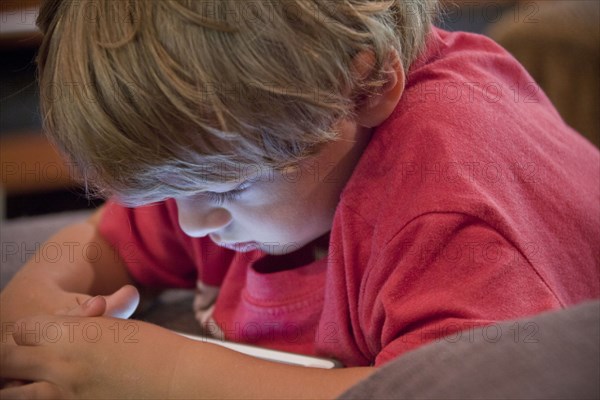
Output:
(204, 181), (251, 206)
(205, 190), (243, 206)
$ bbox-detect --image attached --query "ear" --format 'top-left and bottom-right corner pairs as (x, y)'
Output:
(352, 49), (406, 128)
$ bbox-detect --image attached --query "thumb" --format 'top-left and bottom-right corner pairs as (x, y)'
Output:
(103, 284), (140, 319)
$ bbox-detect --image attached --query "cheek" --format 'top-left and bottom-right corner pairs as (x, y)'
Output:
(248, 203), (307, 230)
(230, 175), (339, 240)
(271, 199), (333, 238)
(231, 202), (313, 241)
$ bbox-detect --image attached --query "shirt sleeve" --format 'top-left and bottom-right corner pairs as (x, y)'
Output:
(98, 199), (233, 289)
(363, 212), (563, 366)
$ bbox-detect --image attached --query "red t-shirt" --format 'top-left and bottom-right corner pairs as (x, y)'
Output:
(99, 27), (600, 367)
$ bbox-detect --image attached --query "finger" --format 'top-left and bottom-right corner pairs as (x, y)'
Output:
(11, 317), (78, 347)
(1, 379), (27, 389)
(1, 325), (18, 345)
(58, 284), (140, 319)
(0, 381), (63, 400)
(103, 285), (140, 319)
(0, 343), (49, 381)
(63, 295), (107, 318)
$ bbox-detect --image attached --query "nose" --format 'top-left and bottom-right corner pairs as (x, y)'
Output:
(175, 198), (233, 237)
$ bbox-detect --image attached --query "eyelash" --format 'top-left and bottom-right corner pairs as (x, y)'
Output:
(204, 183), (251, 206)
(205, 190), (244, 206)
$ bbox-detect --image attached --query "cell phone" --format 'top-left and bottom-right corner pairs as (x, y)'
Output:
(175, 331), (342, 369)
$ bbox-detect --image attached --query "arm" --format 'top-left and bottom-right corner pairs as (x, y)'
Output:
(1, 315), (374, 399)
(0, 206), (137, 323)
(172, 338), (375, 399)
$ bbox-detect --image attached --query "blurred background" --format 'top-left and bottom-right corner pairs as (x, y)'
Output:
(1, 0), (599, 221)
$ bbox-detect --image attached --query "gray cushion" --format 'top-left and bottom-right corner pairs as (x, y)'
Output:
(339, 300), (600, 400)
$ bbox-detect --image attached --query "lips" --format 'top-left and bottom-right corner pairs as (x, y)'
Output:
(218, 241), (259, 252)
(209, 235), (259, 252)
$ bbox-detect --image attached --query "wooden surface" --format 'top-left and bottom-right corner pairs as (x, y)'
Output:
(0, 132), (75, 195)
(0, 0), (42, 49)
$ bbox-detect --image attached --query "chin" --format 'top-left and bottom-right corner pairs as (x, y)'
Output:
(257, 240), (313, 256)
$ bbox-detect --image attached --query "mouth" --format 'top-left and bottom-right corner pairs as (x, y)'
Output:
(209, 236), (259, 252)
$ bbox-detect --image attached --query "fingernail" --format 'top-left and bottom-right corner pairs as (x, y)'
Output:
(82, 296), (98, 308)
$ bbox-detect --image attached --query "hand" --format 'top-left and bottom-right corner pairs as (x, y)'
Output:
(0, 285), (140, 390)
(56, 285), (141, 319)
(0, 315), (187, 399)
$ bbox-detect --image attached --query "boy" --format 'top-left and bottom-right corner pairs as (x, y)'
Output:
(1, 0), (599, 398)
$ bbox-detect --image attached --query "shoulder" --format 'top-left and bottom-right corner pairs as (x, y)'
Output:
(338, 27), (595, 230)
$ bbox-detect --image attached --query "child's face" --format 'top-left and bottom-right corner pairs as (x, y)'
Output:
(174, 48), (405, 255)
(175, 119), (372, 255)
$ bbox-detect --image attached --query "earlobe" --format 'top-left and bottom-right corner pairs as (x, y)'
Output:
(354, 49), (406, 128)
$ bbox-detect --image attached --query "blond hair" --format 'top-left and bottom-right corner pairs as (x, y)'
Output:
(37, 0), (438, 205)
